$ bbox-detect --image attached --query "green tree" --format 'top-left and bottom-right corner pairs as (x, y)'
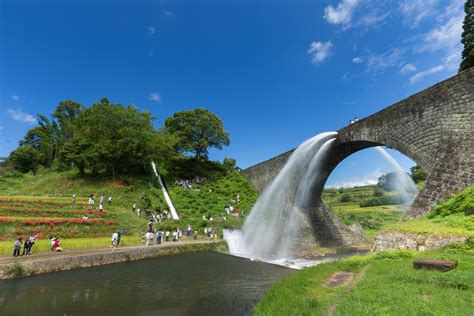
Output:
(223, 157), (237, 168)
(164, 108), (230, 160)
(410, 165), (427, 184)
(20, 115), (59, 166)
(9, 146), (41, 174)
(60, 98), (172, 177)
(460, 0), (474, 72)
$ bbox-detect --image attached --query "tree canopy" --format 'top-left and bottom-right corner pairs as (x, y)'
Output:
(6, 100), (229, 178)
(460, 0), (474, 72)
(164, 108), (230, 160)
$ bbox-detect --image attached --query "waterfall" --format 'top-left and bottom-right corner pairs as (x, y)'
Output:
(374, 147), (418, 204)
(151, 161), (179, 220)
(224, 132), (337, 261)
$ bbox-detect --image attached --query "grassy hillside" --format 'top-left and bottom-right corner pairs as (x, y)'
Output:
(0, 164), (257, 254)
(323, 185), (405, 239)
(382, 185), (474, 238)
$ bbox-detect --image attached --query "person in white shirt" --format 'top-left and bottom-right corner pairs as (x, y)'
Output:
(111, 232), (118, 247)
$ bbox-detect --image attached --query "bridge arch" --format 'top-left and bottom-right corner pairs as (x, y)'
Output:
(242, 68), (473, 220)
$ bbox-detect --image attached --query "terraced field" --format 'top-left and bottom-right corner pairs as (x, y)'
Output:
(0, 196), (119, 240)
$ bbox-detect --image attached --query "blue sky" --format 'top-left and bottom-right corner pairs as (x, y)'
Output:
(0, 0), (465, 187)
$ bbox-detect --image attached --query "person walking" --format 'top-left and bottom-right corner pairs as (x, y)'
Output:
(165, 230), (170, 241)
(157, 230), (162, 244)
(116, 231), (122, 247)
(26, 233), (37, 255)
(13, 237), (22, 257)
(132, 203), (136, 213)
(108, 196), (112, 205)
(111, 231), (119, 247)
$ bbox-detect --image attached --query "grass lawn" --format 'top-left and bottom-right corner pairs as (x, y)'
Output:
(254, 245), (474, 315)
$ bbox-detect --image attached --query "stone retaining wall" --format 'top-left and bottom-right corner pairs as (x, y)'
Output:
(372, 231), (467, 251)
(0, 242), (219, 280)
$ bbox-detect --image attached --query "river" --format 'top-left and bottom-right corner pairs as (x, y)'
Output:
(0, 252), (293, 315)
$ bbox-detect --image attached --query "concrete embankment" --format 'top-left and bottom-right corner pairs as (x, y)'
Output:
(0, 240), (221, 280)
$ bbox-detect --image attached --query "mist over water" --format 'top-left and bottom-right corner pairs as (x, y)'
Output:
(225, 132), (337, 262)
(374, 147), (418, 204)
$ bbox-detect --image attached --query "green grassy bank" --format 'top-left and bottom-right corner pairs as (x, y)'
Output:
(255, 185), (474, 315)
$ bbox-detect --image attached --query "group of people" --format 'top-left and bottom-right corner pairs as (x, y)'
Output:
(87, 193), (112, 212)
(174, 176), (207, 190)
(13, 233), (38, 257)
(142, 224), (203, 246)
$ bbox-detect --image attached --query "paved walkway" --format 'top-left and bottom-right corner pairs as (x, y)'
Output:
(0, 239), (214, 265)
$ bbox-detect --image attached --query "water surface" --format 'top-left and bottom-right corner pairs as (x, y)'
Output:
(0, 252), (293, 315)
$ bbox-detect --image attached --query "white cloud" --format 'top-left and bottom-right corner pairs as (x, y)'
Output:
(323, 0), (359, 28)
(149, 92), (162, 102)
(366, 48), (406, 74)
(8, 109), (37, 125)
(352, 57), (363, 64)
(307, 41), (334, 65)
(164, 10), (173, 17)
(398, 0), (439, 28)
(409, 65), (445, 85)
(147, 26), (156, 35)
(326, 169), (384, 188)
(400, 63), (417, 74)
(11, 95), (20, 101)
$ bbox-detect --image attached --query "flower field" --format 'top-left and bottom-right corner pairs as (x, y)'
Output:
(0, 196), (120, 240)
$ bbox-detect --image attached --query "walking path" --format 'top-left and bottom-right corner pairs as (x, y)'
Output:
(0, 240), (216, 279)
(0, 239), (212, 264)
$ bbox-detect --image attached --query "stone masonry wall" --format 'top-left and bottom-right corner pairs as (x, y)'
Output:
(241, 68), (474, 246)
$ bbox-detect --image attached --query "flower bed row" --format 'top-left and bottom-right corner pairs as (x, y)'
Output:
(0, 197), (88, 206)
(0, 202), (89, 209)
(0, 207), (106, 217)
(0, 217), (120, 239)
(0, 218), (117, 225)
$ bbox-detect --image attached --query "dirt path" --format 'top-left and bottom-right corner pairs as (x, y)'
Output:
(325, 265), (370, 315)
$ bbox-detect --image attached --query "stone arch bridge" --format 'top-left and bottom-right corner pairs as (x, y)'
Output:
(241, 68), (473, 249)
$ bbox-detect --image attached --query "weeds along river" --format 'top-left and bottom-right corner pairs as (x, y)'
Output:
(0, 252), (293, 315)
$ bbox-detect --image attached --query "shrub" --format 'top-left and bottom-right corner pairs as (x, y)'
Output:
(428, 185), (474, 218)
(339, 193), (352, 203)
(360, 194), (405, 207)
(374, 250), (413, 260)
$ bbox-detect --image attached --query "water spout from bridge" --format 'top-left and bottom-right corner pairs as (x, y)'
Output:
(224, 132), (337, 262)
(374, 147), (418, 204)
(151, 161), (179, 220)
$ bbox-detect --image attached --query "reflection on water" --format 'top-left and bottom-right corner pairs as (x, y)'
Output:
(0, 252), (293, 316)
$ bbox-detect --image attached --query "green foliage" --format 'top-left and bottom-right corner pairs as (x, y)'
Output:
(60, 98), (176, 177)
(223, 157), (237, 168)
(374, 249), (413, 260)
(359, 194), (406, 207)
(428, 185), (474, 218)
(373, 187), (385, 197)
(409, 165), (427, 184)
(9, 146), (41, 174)
(339, 193), (352, 203)
(165, 108), (230, 160)
(377, 171), (413, 192)
(6, 263), (25, 278)
(460, 0), (474, 72)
